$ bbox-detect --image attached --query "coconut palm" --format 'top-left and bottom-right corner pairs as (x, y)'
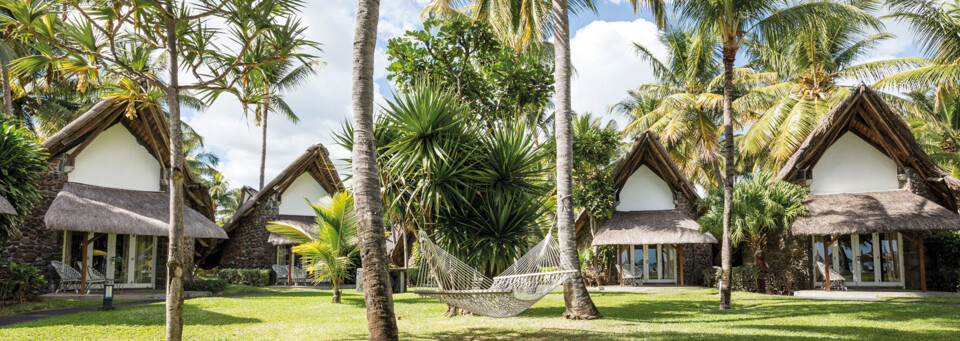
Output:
(349, 0), (399, 338)
(854, 0), (960, 94)
(699, 171), (808, 294)
(616, 26), (727, 187)
(678, 0), (877, 309)
(268, 192), (358, 303)
(900, 88), (960, 177)
(738, 2), (889, 171)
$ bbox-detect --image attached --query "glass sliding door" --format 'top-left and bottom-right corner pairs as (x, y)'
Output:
(622, 244), (678, 284)
(661, 245), (676, 280)
(813, 233), (904, 287)
(61, 233), (157, 289)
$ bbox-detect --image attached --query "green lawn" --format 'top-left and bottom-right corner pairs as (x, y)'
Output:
(2, 288), (958, 340)
(0, 299), (108, 316)
(881, 296), (960, 305)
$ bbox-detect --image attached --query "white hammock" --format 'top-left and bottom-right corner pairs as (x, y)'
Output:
(411, 228), (576, 317)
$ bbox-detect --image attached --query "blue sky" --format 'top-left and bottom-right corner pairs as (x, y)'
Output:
(185, 1), (921, 189)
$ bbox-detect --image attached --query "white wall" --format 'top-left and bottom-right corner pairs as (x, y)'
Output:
(68, 124), (162, 191)
(278, 172), (330, 215)
(617, 166), (676, 211)
(811, 133), (899, 194)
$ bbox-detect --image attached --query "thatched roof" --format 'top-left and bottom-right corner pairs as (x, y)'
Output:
(267, 215), (316, 245)
(42, 98), (216, 219)
(775, 85), (960, 213)
(793, 190), (960, 235)
(0, 195), (15, 215)
(44, 182), (227, 239)
(575, 131), (701, 235)
(221, 143), (343, 233)
(592, 210), (717, 246)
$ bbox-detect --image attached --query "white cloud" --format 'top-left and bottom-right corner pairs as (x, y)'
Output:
(568, 19), (665, 127)
(185, 1), (426, 189)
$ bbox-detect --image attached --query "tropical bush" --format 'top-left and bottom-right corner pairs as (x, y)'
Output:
(700, 171), (808, 294)
(705, 266), (760, 293)
(184, 279), (228, 294)
(216, 269), (270, 287)
(0, 120), (46, 246)
(336, 85), (552, 278)
(0, 261), (47, 305)
(268, 192), (358, 303)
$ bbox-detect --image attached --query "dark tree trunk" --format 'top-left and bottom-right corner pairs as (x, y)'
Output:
(351, 1), (399, 340)
(719, 41), (738, 310)
(554, 0), (602, 320)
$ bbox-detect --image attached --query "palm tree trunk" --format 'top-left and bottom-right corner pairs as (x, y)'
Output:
(351, 1), (399, 339)
(2, 66), (12, 117)
(553, 0), (601, 320)
(163, 11), (187, 341)
(259, 104), (268, 189)
(719, 41), (738, 311)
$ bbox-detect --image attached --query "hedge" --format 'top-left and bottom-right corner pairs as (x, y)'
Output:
(217, 269), (270, 287)
(184, 279), (228, 293)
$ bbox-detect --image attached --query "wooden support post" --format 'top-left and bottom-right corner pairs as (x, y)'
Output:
(79, 233), (105, 294)
(824, 235), (831, 291)
(288, 247), (294, 286)
(678, 245), (685, 286)
(617, 246), (623, 286)
(919, 233), (927, 292)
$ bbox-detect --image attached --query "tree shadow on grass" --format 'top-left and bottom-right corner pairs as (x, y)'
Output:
(408, 326), (834, 341)
(5, 302), (261, 329)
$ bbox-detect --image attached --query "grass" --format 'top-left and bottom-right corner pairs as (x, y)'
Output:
(0, 300), (107, 316)
(2, 288), (959, 340)
(881, 296), (960, 304)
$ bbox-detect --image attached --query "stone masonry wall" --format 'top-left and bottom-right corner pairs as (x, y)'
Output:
(217, 196), (279, 269)
(1, 154), (69, 292)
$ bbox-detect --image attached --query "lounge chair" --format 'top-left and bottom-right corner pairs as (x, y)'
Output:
(272, 264), (289, 285)
(291, 266), (308, 285)
(816, 261), (847, 291)
(51, 261), (81, 293)
(84, 266), (107, 294)
(618, 263), (643, 286)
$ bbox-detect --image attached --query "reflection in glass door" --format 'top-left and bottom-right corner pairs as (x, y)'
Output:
(813, 233), (904, 287)
(133, 236), (156, 286)
(61, 233), (157, 289)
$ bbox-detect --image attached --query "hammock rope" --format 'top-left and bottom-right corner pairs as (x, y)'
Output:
(411, 227), (577, 317)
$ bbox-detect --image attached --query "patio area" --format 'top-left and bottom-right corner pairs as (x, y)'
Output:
(794, 289), (960, 301)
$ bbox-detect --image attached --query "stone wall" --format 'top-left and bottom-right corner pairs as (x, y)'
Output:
(217, 196), (279, 269)
(0, 154), (69, 292)
(680, 243), (712, 286)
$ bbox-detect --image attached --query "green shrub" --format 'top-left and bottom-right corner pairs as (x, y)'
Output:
(184, 279), (227, 293)
(0, 120), (47, 246)
(216, 269), (270, 286)
(706, 266), (761, 293)
(0, 261), (47, 305)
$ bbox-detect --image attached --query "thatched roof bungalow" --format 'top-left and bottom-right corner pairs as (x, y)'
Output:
(575, 131), (715, 286)
(1, 98), (225, 292)
(774, 85), (960, 291)
(210, 143), (342, 271)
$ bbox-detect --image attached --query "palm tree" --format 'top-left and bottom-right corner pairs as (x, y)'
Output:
(900, 88), (960, 177)
(699, 171), (808, 294)
(616, 25), (727, 187)
(860, 0), (960, 94)
(350, 0), (399, 339)
(268, 192), (358, 303)
(738, 4), (888, 171)
(678, 0), (876, 309)
(239, 44), (321, 189)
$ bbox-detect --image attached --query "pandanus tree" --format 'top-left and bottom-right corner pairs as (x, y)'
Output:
(0, 1), (316, 339)
(738, 1), (888, 171)
(268, 192), (358, 304)
(349, 0), (399, 338)
(677, 0), (877, 309)
(699, 171), (808, 294)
